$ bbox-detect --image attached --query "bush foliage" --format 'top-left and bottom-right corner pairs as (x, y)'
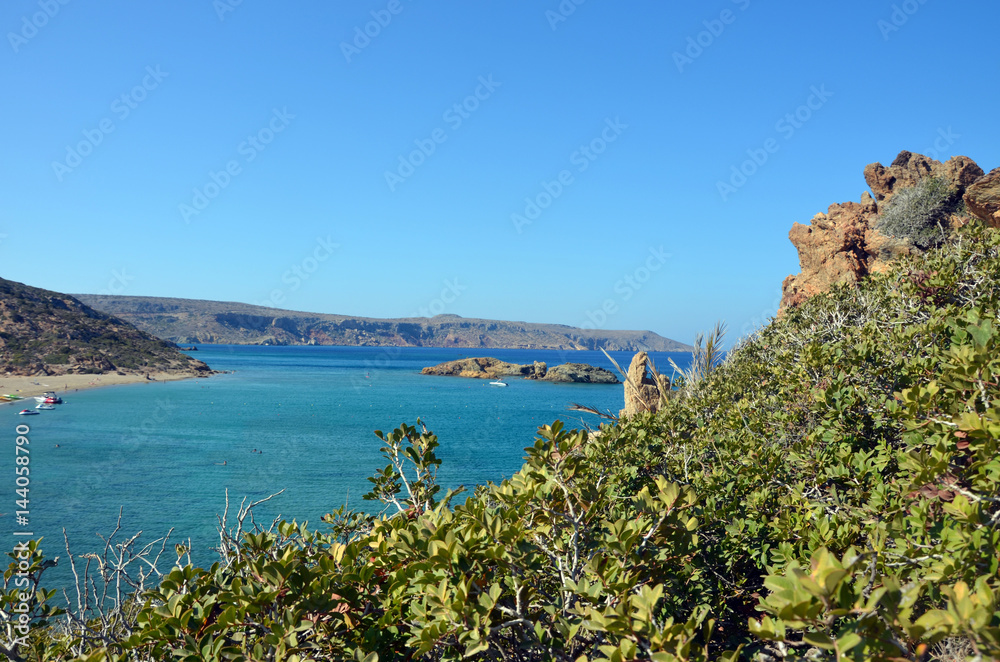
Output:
(6, 216), (1000, 660)
(875, 177), (961, 250)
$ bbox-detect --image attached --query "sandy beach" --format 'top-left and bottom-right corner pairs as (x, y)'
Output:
(0, 372), (203, 404)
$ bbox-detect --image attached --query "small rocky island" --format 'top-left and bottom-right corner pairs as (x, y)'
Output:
(421, 357), (619, 384)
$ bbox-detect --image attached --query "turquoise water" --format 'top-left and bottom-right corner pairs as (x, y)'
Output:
(4, 345), (689, 594)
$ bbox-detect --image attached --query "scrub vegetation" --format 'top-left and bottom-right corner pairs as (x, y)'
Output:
(6, 188), (1000, 660)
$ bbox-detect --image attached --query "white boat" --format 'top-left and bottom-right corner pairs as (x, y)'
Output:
(35, 404), (55, 410)
(34, 392), (62, 404)
(489, 379), (508, 387)
(18, 409), (39, 416)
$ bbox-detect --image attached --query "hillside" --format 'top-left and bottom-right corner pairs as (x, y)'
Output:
(16, 156), (1000, 660)
(0, 277), (211, 377)
(74, 294), (692, 351)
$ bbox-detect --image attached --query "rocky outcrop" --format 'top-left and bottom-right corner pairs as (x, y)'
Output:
(863, 152), (983, 202)
(965, 168), (1000, 227)
(620, 352), (669, 417)
(421, 357), (619, 384)
(539, 363), (618, 384)
(421, 357), (540, 379)
(781, 151), (986, 310)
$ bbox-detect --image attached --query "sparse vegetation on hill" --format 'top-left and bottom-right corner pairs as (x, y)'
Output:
(7, 179), (1000, 660)
(0, 277), (211, 377)
(875, 176), (962, 250)
(74, 296), (690, 352)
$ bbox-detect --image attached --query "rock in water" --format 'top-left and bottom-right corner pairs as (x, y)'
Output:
(540, 363), (618, 384)
(420, 357), (617, 383)
(420, 357), (538, 379)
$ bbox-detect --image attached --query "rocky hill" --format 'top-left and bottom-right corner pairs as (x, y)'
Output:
(75, 295), (692, 352)
(0, 277), (212, 377)
(781, 150), (999, 309)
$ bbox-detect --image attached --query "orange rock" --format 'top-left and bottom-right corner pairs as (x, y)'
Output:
(780, 151), (985, 311)
(965, 168), (1000, 228)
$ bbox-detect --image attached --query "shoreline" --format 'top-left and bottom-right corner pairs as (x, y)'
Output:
(0, 372), (208, 404)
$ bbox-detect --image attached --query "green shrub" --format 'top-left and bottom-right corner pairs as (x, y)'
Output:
(875, 176), (959, 250)
(13, 222), (1000, 660)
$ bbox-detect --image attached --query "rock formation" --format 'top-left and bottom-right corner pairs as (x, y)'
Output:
(539, 363), (618, 384)
(421, 357), (541, 380)
(421, 357), (619, 384)
(620, 352), (669, 417)
(781, 151), (987, 310)
(965, 168), (1000, 228)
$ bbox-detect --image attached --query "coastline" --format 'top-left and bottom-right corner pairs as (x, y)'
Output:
(0, 372), (207, 404)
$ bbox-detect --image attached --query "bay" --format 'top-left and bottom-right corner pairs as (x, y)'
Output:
(6, 345), (690, 594)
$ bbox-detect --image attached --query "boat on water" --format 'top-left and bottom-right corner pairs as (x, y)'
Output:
(489, 379), (508, 387)
(35, 404), (55, 410)
(18, 409), (39, 416)
(33, 392), (63, 404)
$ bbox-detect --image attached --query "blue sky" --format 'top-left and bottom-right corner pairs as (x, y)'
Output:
(2, 0), (998, 346)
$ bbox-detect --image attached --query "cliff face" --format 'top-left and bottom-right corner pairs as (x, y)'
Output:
(0, 277), (212, 377)
(780, 151), (994, 310)
(76, 296), (693, 352)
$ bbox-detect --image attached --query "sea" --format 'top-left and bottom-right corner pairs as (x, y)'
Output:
(4, 345), (690, 597)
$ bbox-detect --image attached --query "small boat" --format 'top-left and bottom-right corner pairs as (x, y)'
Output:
(35, 404), (55, 410)
(4, 395), (24, 401)
(18, 409), (39, 416)
(489, 379), (508, 387)
(34, 392), (62, 404)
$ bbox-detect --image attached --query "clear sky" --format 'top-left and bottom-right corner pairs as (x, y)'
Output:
(2, 1), (998, 346)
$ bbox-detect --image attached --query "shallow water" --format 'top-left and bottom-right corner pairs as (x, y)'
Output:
(3, 345), (689, 594)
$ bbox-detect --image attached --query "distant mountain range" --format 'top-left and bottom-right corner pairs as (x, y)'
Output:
(75, 295), (692, 352)
(0, 278), (211, 377)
